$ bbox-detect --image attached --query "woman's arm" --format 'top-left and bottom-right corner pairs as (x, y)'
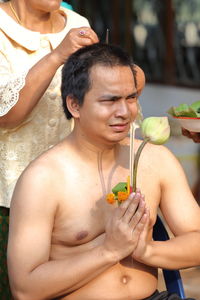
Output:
(0, 27), (98, 128)
(182, 128), (200, 143)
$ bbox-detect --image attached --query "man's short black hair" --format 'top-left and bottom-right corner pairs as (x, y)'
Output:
(61, 43), (137, 120)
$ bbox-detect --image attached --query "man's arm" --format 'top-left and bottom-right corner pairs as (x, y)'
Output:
(132, 144), (200, 269)
(8, 160), (147, 300)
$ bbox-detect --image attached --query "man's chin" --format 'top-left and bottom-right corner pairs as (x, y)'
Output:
(108, 131), (129, 143)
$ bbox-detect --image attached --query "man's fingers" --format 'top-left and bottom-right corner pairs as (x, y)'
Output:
(129, 195), (146, 228)
(133, 207), (149, 237)
(114, 192), (137, 219)
(139, 207), (150, 232)
(121, 192), (142, 223)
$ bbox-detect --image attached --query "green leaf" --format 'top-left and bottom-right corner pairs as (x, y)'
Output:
(167, 104), (198, 117)
(167, 107), (176, 116)
(175, 103), (190, 114)
(191, 100), (200, 117)
(112, 182), (127, 195)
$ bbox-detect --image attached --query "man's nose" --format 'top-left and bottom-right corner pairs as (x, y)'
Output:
(115, 99), (129, 118)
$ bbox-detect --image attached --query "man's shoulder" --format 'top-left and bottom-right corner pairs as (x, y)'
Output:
(122, 137), (174, 156)
(146, 141), (172, 156)
(137, 139), (179, 172)
(120, 137), (172, 158)
(20, 141), (68, 183)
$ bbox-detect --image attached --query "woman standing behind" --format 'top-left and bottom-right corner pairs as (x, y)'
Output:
(0, 0), (98, 298)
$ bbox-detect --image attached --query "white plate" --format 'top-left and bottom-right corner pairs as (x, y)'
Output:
(173, 116), (200, 132)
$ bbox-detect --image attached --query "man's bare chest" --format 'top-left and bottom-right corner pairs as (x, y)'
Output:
(51, 187), (115, 248)
(50, 154), (160, 252)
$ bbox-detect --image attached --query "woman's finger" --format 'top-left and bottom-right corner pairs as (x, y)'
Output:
(77, 27), (99, 43)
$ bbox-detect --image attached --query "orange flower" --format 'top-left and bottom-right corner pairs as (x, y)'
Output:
(106, 193), (115, 204)
(117, 191), (128, 202)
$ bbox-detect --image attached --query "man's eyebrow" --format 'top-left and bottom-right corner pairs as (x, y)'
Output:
(126, 92), (138, 99)
(99, 94), (121, 100)
(99, 91), (138, 100)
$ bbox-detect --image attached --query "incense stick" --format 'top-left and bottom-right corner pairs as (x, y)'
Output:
(129, 122), (135, 187)
(130, 121), (140, 189)
(105, 29), (109, 44)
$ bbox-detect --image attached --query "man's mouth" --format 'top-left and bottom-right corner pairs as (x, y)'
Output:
(109, 122), (129, 132)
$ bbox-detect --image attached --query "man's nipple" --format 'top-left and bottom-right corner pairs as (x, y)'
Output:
(76, 231), (88, 241)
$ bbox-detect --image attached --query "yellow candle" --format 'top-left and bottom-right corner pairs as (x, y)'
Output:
(127, 175), (130, 195)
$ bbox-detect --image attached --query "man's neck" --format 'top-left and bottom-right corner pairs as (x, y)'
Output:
(67, 130), (120, 166)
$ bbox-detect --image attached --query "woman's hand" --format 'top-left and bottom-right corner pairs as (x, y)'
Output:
(182, 128), (200, 143)
(52, 27), (99, 66)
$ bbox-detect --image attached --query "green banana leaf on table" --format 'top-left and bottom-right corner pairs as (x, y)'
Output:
(167, 100), (200, 118)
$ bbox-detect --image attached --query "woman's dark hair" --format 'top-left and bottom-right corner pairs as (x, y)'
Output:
(61, 43), (137, 119)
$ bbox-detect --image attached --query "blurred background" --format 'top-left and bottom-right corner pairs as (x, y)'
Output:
(69, 0), (200, 87)
(64, 0), (200, 298)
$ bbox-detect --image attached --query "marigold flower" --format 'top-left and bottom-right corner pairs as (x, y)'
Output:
(106, 193), (115, 204)
(117, 191), (128, 202)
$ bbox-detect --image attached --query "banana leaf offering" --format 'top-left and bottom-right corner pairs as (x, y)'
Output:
(168, 100), (200, 118)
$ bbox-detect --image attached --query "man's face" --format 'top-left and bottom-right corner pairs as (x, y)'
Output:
(77, 64), (138, 146)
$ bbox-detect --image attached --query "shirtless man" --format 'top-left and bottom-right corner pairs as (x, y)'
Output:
(7, 43), (200, 300)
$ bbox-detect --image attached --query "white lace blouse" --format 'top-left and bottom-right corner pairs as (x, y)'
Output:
(0, 7), (89, 207)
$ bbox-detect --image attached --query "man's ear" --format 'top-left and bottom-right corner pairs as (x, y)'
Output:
(134, 64), (145, 96)
(66, 95), (80, 118)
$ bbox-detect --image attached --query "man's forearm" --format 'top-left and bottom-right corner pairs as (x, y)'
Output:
(140, 231), (200, 270)
(10, 245), (117, 300)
